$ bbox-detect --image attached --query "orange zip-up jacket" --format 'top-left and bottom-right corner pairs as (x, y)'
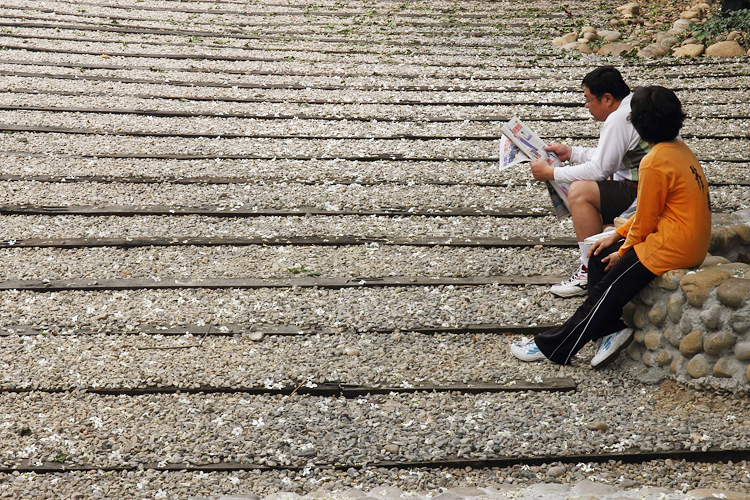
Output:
(616, 139), (711, 275)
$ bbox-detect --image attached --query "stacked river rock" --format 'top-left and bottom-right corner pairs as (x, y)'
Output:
(553, 1), (750, 58)
(626, 222), (750, 392)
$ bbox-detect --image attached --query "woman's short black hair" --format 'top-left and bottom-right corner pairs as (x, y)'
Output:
(581, 66), (630, 100)
(629, 86), (686, 144)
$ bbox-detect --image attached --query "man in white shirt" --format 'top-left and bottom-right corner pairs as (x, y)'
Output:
(529, 66), (649, 297)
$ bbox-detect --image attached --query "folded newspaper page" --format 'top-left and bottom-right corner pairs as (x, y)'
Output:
(498, 135), (530, 171)
(499, 117), (571, 219)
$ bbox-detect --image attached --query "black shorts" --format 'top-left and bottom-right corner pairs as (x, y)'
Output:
(598, 180), (638, 225)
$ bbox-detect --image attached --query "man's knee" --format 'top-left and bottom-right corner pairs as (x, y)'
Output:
(568, 180), (601, 208)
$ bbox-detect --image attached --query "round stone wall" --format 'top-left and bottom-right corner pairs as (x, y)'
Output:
(623, 222), (750, 393)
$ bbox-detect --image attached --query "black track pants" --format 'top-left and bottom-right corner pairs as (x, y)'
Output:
(534, 241), (657, 365)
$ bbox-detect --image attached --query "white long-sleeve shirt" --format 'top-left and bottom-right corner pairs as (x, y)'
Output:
(553, 94), (650, 184)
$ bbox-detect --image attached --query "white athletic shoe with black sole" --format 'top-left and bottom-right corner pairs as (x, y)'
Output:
(591, 327), (634, 368)
(550, 265), (588, 298)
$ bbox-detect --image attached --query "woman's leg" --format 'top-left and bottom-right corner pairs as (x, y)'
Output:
(534, 246), (657, 365)
(586, 239), (622, 292)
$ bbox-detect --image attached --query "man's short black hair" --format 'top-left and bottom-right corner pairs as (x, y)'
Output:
(629, 86), (686, 144)
(582, 66), (630, 100)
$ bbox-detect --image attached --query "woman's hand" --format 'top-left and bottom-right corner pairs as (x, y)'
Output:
(588, 231), (623, 272)
(588, 231), (620, 256)
(600, 252), (620, 272)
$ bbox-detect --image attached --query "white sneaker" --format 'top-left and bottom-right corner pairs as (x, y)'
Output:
(550, 265), (588, 297)
(591, 328), (634, 368)
(510, 337), (548, 362)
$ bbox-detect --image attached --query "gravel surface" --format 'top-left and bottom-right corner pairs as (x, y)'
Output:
(0, 181), (570, 210)
(0, 180), (748, 211)
(0, 370), (748, 467)
(0, 214), (574, 239)
(0, 285), (577, 332)
(0, 245), (578, 280)
(0, 0), (749, 499)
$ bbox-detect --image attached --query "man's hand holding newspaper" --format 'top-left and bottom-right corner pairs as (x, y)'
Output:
(544, 143), (573, 162)
(529, 143), (574, 180)
(529, 157), (556, 181)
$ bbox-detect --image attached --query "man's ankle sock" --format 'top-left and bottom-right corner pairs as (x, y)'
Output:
(578, 241), (589, 268)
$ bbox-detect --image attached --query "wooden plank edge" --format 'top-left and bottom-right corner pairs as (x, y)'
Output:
(3, 88), (743, 109)
(2, 447), (749, 474)
(0, 323), (555, 338)
(1, 150), (746, 163)
(0, 275), (569, 291)
(0, 378), (576, 396)
(2, 70), (746, 95)
(0, 176), (747, 188)
(0, 236), (579, 249)
(0, 204), (552, 218)
(0, 124), (745, 141)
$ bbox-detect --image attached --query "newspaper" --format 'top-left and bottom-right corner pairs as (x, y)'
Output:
(499, 117), (570, 219)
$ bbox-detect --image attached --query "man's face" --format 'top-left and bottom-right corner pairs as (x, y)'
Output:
(584, 87), (609, 122)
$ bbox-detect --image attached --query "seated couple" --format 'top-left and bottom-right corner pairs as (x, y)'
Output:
(513, 85), (712, 367)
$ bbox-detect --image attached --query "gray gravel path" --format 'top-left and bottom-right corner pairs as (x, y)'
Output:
(0, 0), (749, 499)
